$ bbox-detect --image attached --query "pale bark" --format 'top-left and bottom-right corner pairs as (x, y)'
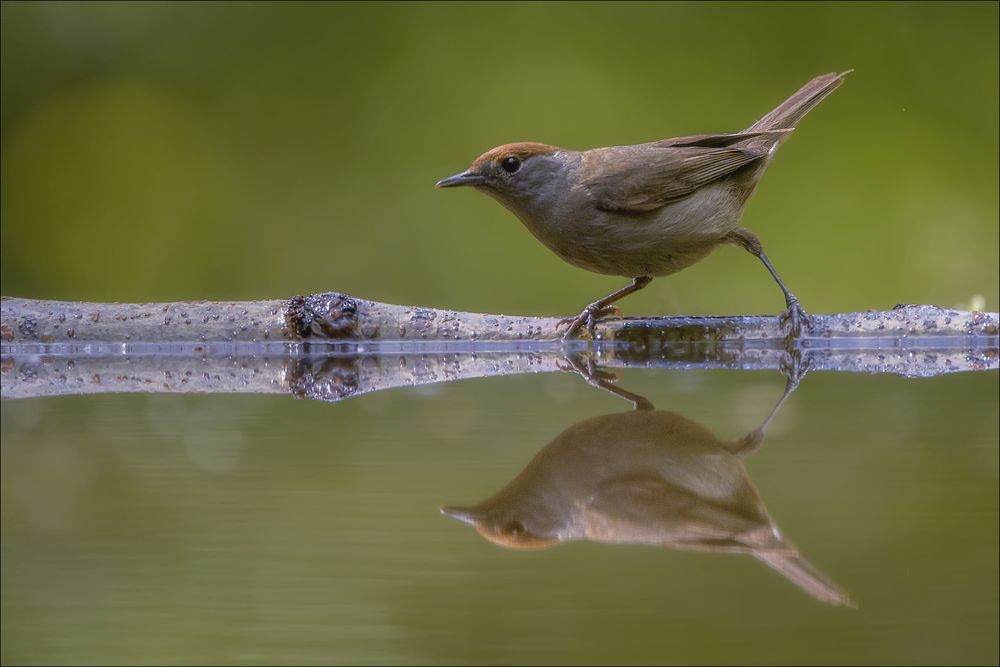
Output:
(2, 294), (997, 344)
(2, 294), (997, 402)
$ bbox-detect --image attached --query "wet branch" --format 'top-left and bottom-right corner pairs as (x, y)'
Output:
(2, 293), (997, 402)
(2, 293), (997, 345)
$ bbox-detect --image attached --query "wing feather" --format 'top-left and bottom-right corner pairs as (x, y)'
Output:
(580, 133), (771, 213)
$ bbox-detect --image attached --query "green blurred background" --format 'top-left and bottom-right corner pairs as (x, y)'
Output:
(1, 1), (997, 314)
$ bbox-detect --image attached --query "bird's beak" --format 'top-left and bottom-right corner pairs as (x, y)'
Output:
(435, 170), (485, 188)
(440, 506), (478, 525)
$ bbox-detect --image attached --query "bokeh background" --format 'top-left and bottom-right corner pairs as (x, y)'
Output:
(2, 3), (998, 666)
(1, 1), (997, 313)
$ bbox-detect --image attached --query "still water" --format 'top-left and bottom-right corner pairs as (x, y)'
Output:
(1, 350), (998, 664)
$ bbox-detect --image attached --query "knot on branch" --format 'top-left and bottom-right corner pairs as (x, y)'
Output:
(286, 292), (359, 339)
(286, 357), (359, 401)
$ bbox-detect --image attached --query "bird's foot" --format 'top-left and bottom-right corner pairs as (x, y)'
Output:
(557, 352), (654, 411)
(558, 304), (623, 341)
(780, 346), (812, 390)
(780, 297), (808, 341)
(556, 351), (619, 385)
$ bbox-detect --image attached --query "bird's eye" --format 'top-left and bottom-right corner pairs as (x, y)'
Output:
(502, 520), (525, 537)
(500, 156), (522, 174)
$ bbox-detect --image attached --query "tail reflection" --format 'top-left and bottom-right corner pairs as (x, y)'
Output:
(443, 376), (852, 606)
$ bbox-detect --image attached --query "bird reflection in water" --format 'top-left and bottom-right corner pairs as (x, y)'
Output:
(442, 357), (852, 606)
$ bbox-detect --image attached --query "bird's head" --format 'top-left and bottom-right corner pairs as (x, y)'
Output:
(440, 504), (560, 550)
(436, 142), (569, 208)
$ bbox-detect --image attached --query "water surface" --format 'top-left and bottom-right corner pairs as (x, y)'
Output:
(2, 354), (997, 664)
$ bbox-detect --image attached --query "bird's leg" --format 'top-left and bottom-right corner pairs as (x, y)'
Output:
(559, 276), (652, 341)
(728, 361), (808, 456)
(557, 352), (654, 411)
(726, 228), (807, 339)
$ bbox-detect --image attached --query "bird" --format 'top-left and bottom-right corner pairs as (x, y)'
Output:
(437, 71), (850, 339)
(441, 402), (853, 606)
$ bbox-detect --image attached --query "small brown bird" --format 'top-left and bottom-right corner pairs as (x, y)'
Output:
(437, 71), (849, 339)
(441, 402), (853, 606)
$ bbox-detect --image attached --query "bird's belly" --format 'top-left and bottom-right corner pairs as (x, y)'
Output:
(544, 183), (745, 278)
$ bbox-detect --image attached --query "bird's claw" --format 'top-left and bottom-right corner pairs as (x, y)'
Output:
(558, 304), (623, 341)
(780, 298), (808, 341)
(558, 352), (653, 411)
(556, 352), (621, 386)
(780, 348), (812, 390)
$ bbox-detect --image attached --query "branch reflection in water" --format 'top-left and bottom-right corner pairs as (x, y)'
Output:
(443, 363), (853, 606)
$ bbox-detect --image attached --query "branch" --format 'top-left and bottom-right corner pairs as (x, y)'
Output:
(2, 293), (997, 344)
(2, 293), (997, 402)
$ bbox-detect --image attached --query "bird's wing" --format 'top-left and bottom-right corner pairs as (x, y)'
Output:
(579, 133), (772, 213)
(655, 129), (792, 149)
(585, 475), (762, 547)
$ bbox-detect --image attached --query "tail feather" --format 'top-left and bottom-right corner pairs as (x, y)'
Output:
(754, 548), (855, 607)
(746, 70), (850, 134)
